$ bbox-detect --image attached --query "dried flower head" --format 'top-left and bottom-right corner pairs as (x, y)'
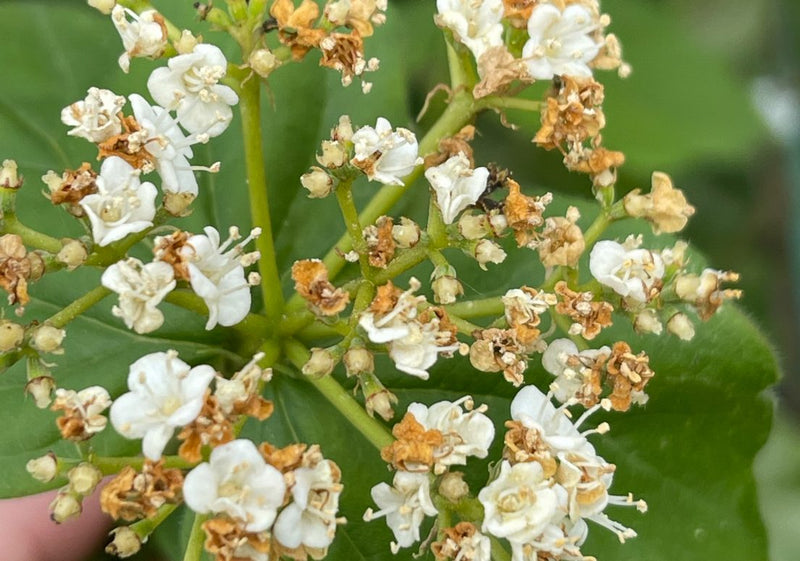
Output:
(51, 386), (111, 441)
(100, 460), (184, 521)
(292, 259), (350, 315)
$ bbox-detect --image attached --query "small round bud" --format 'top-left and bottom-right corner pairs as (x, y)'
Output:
(87, 0), (116, 14)
(474, 239), (506, 270)
(26, 453), (58, 483)
(163, 192), (196, 216)
(57, 240), (88, 271)
(469, 339), (501, 373)
(432, 275), (463, 305)
(0, 320), (24, 351)
(302, 347), (338, 377)
(438, 471), (469, 502)
(301, 167), (334, 198)
(365, 389), (398, 421)
(50, 492), (82, 523)
(174, 29), (199, 54)
(317, 140), (347, 168)
(674, 274), (700, 301)
(391, 217), (420, 248)
(458, 213), (488, 240)
(25, 376), (56, 408)
(31, 325), (66, 354)
(106, 526), (142, 558)
(633, 309), (663, 335)
(68, 462), (103, 495)
(344, 347), (374, 376)
(249, 48), (280, 77)
(334, 115), (354, 142)
(1, 159), (22, 189)
(28, 251), (46, 281)
(667, 312), (695, 341)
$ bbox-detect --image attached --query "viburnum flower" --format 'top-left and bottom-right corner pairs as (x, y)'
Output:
(129, 93), (204, 195)
(364, 471), (438, 552)
(435, 0), (504, 62)
(425, 152), (489, 224)
(111, 5), (168, 73)
(148, 43), (239, 137)
(589, 239), (665, 303)
(79, 156), (157, 246)
(110, 350), (215, 460)
(406, 396), (495, 469)
(61, 87), (125, 143)
(541, 338), (610, 403)
(273, 455), (343, 550)
(183, 439), (286, 532)
(351, 117), (422, 185)
(179, 226), (261, 330)
(478, 460), (567, 561)
(101, 257), (176, 334)
(522, 3), (602, 80)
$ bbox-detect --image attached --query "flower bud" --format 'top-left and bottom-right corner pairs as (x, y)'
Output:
(344, 347), (374, 376)
(301, 167), (334, 198)
(469, 339), (501, 372)
(432, 273), (463, 305)
(26, 453), (58, 483)
(438, 471), (469, 502)
(163, 192), (196, 216)
(633, 309), (663, 335)
(106, 526), (142, 558)
(174, 29), (199, 54)
(57, 239), (88, 271)
(365, 388), (398, 421)
(458, 213), (488, 240)
(674, 274), (700, 301)
(487, 210), (508, 235)
(333, 115), (354, 142)
(302, 347), (338, 377)
(87, 0), (116, 14)
(25, 375), (56, 408)
(31, 325), (66, 354)
(249, 48), (280, 77)
(50, 491), (82, 523)
(474, 239), (506, 270)
(0, 159), (22, 189)
(0, 320), (24, 351)
(391, 217), (420, 248)
(68, 462), (103, 495)
(317, 140), (347, 168)
(667, 312), (695, 341)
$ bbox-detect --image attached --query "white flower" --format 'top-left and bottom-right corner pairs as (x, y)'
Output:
(148, 43), (239, 137)
(110, 350), (215, 460)
(425, 153), (489, 224)
(111, 6), (168, 73)
(407, 396), (495, 471)
(364, 471), (438, 552)
(129, 93), (200, 195)
(183, 439), (286, 532)
(52, 386), (112, 437)
(541, 338), (609, 403)
(589, 240), (665, 303)
(359, 279), (459, 379)
(351, 117), (422, 185)
(274, 457), (343, 550)
(79, 156), (157, 246)
(521, 3), (601, 80)
(435, 0), (504, 61)
(61, 87), (125, 143)
(101, 258), (176, 334)
(178, 226), (260, 330)
(478, 460), (566, 561)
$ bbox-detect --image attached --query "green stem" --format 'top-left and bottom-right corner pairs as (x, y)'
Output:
(444, 297), (504, 320)
(583, 201), (627, 248)
(373, 244), (430, 284)
(84, 455), (197, 475)
(1, 216), (62, 253)
(129, 503), (179, 539)
(47, 286), (110, 329)
(476, 96), (543, 113)
(182, 513), (208, 561)
(284, 338), (393, 450)
(334, 178), (373, 278)
(240, 72), (284, 324)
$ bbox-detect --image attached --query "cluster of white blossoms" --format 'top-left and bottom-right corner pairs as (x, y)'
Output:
(365, 397), (494, 553)
(435, 0), (624, 85)
(479, 385), (646, 561)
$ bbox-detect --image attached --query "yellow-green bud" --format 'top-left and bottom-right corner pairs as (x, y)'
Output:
(87, 0), (116, 14)
(302, 347), (338, 377)
(249, 48), (280, 77)
(57, 240), (88, 271)
(301, 167), (334, 198)
(391, 217), (420, 248)
(50, 491), (82, 523)
(106, 526), (142, 558)
(26, 453), (58, 483)
(343, 347), (374, 376)
(317, 140), (347, 168)
(25, 376), (56, 409)
(438, 471), (469, 502)
(667, 312), (695, 341)
(0, 320), (24, 351)
(31, 325), (66, 354)
(174, 29), (199, 54)
(163, 192), (196, 216)
(68, 463), (103, 495)
(365, 389), (397, 421)
(0, 159), (22, 189)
